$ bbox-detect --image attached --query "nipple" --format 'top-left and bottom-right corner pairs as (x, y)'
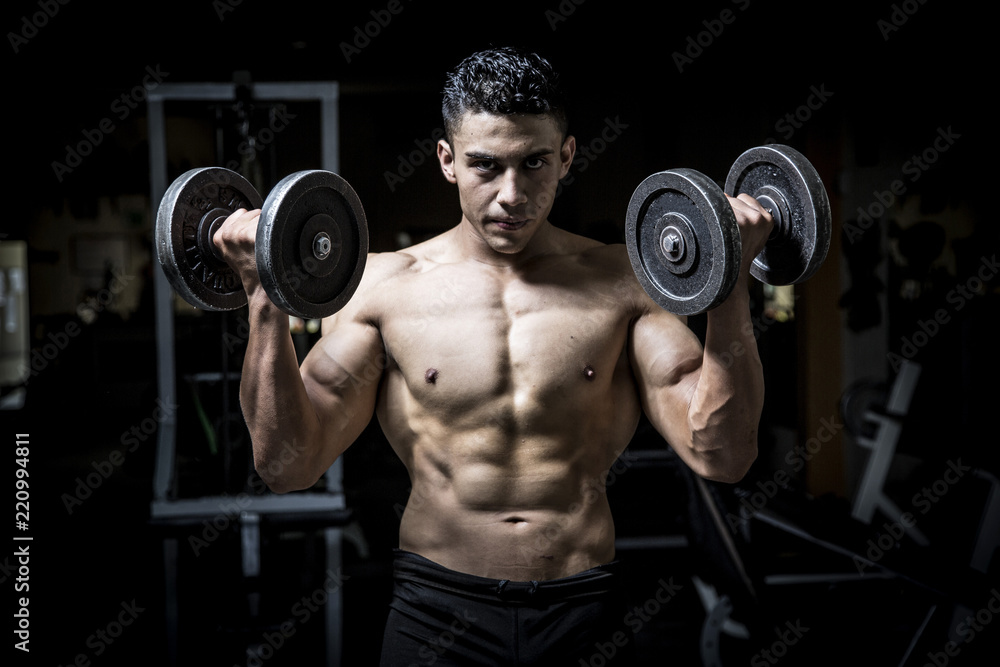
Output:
(425, 368), (439, 384)
(584, 365), (595, 381)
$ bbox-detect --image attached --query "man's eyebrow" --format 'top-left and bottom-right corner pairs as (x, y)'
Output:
(463, 149), (555, 161)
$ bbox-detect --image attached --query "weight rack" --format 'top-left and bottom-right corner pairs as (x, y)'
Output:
(146, 81), (349, 667)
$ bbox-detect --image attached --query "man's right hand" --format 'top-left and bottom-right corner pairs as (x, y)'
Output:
(212, 207), (267, 302)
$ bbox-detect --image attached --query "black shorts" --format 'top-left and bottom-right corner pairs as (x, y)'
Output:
(380, 550), (637, 666)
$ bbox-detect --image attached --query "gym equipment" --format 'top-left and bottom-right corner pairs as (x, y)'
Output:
(625, 169), (741, 315)
(626, 144), (831, 315)
(725, 144), (831, 287)
(155, 167), (368, 320)
(156, 167), (262, 312)
(256, 170), (369, 320)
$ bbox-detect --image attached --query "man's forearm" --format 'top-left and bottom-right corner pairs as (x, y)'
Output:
(687, 287), (764, 481)
(239, 292), (323, 493)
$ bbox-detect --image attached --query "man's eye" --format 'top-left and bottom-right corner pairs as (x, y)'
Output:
(473, 160), (496, 171)
(525, 157), (546, 169)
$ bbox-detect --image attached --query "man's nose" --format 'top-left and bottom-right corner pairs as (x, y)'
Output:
(496, 169), (529, 207)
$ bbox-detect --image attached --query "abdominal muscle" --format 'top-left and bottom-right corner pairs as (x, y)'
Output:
(390, 419), (624, 581)
(369, 242), (644, 581)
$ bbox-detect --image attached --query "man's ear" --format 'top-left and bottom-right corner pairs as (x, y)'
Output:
(559, 135), (576, 180)
(438, 139), (457, 184)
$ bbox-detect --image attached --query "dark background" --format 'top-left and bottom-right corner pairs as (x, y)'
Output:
(3, 0), (996, 665)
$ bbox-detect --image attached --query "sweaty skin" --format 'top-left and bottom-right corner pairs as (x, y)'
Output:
(216, 112), (771, 582)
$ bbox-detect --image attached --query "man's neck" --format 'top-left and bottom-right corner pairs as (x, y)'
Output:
(453, 218), (558, 269)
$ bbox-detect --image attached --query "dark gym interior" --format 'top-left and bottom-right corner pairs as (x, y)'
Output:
(4, 1), (996, 665)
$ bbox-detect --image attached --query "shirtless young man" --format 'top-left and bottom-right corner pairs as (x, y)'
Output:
(214, 47), (771, 665)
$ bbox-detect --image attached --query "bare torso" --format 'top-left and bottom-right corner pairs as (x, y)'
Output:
(236, 110), (762, 586)
(358, 226), (646, 580)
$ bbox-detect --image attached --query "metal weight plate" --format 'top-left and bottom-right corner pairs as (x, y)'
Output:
(256, 170), (369, 319)
(625, 168), (741, 315)
(725, 144), (831, 286)
(155, 167), (263, 311)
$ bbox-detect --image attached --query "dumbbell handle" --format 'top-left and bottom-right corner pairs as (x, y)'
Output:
(198, 205), (334, 265)
(748, 185), (791, 242)
(198, 208), (231, 263)
(725, 144), (831, 286)
(157, 167), (368, 320)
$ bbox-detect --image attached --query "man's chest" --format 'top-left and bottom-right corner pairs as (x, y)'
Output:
(374, 264), (635, 403)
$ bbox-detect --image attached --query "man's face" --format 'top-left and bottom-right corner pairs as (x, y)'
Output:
(438, 112), (575, 255)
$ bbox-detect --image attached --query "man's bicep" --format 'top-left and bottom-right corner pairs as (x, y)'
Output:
(300, 316), (385, 460)
(628, 307), (703, 453)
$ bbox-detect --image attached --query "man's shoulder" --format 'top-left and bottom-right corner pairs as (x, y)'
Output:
(365, 237), (440, 277)
(552, 231), (671, 319)
(357, 232), (456, 294)
(363, 248), (418, 278)
(554, 229), (633, 277)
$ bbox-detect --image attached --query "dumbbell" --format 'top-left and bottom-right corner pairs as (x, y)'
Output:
(155, 167), (368, 320)
(625, 144), (831, 315)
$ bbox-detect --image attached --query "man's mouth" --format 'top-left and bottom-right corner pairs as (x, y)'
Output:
(490, 218), (529, 231)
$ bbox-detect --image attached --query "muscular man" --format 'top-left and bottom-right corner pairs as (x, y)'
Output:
(215, 47), (771, 665)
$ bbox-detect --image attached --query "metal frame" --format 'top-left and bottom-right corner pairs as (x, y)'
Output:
(850, 359), (928, 545)
(146, 82), (347, 667)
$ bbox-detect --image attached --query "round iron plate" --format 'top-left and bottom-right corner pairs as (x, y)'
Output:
(155, 167), (262, 311)
(256, 170), (369, 319)
(626, 168), (741, 315)
(725, 144), (831, 285)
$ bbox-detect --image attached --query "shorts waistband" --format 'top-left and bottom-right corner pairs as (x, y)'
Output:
(391, 549), (622, 604)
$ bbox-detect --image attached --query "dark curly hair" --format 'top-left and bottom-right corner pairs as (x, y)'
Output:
(441, 47), (569, 144)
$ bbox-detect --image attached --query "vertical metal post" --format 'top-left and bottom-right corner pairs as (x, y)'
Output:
(149, 82), (346, 667)
(148, 96), (177, 503)
(320, 89), (340, 175)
